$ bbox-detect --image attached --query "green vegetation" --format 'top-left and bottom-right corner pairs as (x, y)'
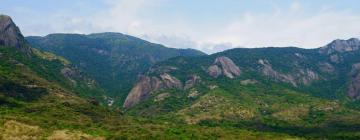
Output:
(26, 33), (206, 105)
(0, 19), (359, 139)
(0, 46), (302, 139)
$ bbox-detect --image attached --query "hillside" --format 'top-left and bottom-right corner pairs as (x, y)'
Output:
(1, 15), (304, 139)
(124, 38), (360, 139)
(26, 33), (206, 105)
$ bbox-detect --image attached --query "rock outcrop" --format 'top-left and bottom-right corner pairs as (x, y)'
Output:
(160, 73), (183, 89)
(347, 63), (360, 99)
(184, 75), (201, 90)
(124, 73), (202, 108)
(124, 73), (200, 108)
(0, 15), (31, 54)
(319, 38), (360, 55)
(258, 59), (319, 86)
(207, 56), (241, 78)
(123, 76), (157, 108)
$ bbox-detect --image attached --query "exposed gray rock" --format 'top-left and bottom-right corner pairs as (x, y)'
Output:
(184, 75), (201, 90)
(318, 62), (335, 73)
(258, 59), (297, 86)
(207, 56), (241, 78)
(188, 89), (199, 98)
(0, 15), (31, 54)
(240, 79), (258, 85)
(258, 59), (319, 86)
(124, 73), (184, 108)
(61, 67), (77, 79)
(319, 38), (360, 54)
(348, 63), (360, 99)
(154, 93), (170, 102)
(298, 69), (320, 85)
(208, 85), (218, 90)
(207, 65), (222, 78)
(160, 73), (183, 89)
(124, 76), (154, 108)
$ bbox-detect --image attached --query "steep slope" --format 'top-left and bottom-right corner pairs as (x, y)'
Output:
(0, 15), (31, 54)
(125, 38), (360, 139)
(0, 14), (125, 139)
(1, 15), (303, 139)
(26, 33), (206, 104)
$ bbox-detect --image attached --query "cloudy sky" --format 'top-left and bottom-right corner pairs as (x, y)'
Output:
(1, 0), (360, 54)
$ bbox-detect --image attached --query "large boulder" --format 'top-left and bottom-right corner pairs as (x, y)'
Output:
(207, 56), (241, 78)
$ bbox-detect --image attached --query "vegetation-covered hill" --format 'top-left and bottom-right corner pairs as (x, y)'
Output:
(124, 38), (360, 139)
(4, 13), (360, 139)
(26, 33), (206, 105)
(1, 14), (303, 139)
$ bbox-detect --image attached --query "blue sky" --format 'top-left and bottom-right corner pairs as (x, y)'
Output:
(1, 0), (360, 53)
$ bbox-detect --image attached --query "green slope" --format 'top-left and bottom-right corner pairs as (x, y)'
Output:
(26, 33), (206, 104)
(125, 42), (360, 139)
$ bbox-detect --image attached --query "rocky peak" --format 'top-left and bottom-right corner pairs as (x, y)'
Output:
(0, 15), (31, 54)
(319, 38), (360, 54)
(207, 56), (241, 78)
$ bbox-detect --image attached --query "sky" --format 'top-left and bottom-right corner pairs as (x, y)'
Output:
(1, 0), (360, 54)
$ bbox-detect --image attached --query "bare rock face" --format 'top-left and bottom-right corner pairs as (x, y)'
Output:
(258, 59), (296, 86)
(61, 67), (77, 79)
(184, 75), (201, 90)
(124, 76), (156, 108)
(319, 38), (360, 54)
(298, 69), (320, 85)
(207, 56), (241, 78)
(347, 63), (360, 99)
(318, 62), (335, 73)
(124, 73), (184, 108)
(154, 93), (170, 102)
(258, 59), (319, 86)
(0, 15), (31, 54)
(207, 65), (222, 78)
(160, 73), (183, 89)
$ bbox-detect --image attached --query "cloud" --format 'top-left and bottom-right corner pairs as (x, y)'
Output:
(99, 0), (360, 53)
(7, 0), (360, 54)
(207, 8), (360, 49)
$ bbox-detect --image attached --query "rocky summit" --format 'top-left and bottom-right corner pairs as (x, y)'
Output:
(0, 15), (31, 54)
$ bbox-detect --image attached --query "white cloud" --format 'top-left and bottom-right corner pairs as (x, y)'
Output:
(10, 1), (360, 54)
(95, 0), (360, 53)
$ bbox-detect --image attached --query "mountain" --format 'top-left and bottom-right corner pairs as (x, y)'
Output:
(0, 15), (299, 139)
(124, 38), (360, 139)
(0, 14), (128, 139)
(26, 33), (206, 105)
(4, 13), (360, 139)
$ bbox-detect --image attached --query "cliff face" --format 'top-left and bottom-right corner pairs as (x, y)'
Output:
(319, 38), (360, 55)
(207, 56), (241, 78)
(0, 15), (31, 54)
(348, 63), (360, 99)
(258, 59), (319, 86)
(123, 73), (201, 108)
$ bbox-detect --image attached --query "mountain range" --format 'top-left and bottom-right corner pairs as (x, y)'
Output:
(1, 14), (360, 139)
